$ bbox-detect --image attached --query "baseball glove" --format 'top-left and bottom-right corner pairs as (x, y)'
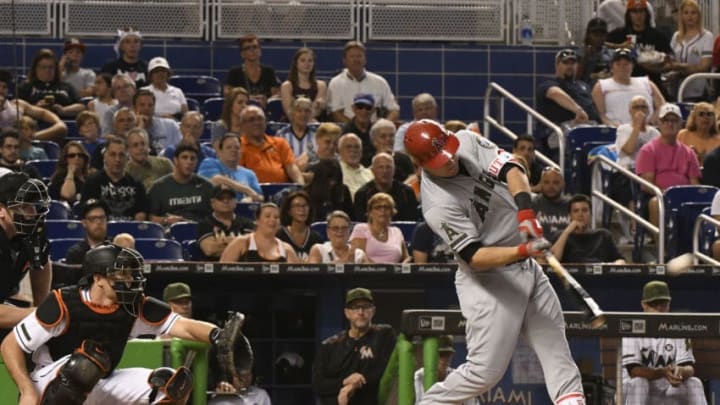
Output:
(213, 312), (254, 382)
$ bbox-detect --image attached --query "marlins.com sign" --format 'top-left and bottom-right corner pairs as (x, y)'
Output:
(658, 322), (709, 332)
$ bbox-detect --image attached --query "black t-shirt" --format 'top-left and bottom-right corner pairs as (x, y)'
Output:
(100, 58), (149, 88)
(560, 229), (624, 263)
(225, 65), (280, 98)
(147, 174), (214, 222)
(17, 80), (79, 106)
(607, 27), (672, 91)
(196, 214), (254, 260)
(48, 175), (84, 205)
(81, 170), (148, 220)
(276, 226), (324, 262)
(536, 77), (599, 125)
(702, 146), (720, 188)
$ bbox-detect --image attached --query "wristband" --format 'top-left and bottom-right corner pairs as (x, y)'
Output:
(517, 243), (529, 258)
(514, 192), (532, 211)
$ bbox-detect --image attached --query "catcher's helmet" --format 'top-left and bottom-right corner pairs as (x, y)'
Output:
(0, 173), (50, 235)
(403, 119), (459, 169)
(82, 244), (146, 316)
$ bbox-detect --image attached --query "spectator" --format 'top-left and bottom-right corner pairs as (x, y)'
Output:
(90, 106), (136, 171)
(276, 190), (324, 262)
(302, 122), (342, 172)
(606, 0), (672, 97)
(163, 282), (193, 318)
(65, 199), (110, 264)
(312, 287), (397, 405)
(125, 128), (174, 191)
(18, 48), (85, 119)
(0, 129), (42, 179)
(224, 34), (280, 107)
(394, 93), (439, 153)
(59, 38), (95, 98)
(162, 111), (216, 166)
(622, 280), (707, 404)
(142, 57), (188, 119)
(342, 93), (377, 166)
(81, 134), (148, 220)
(411, 221), (455, 264)
(210, 367), (271, 405)
(75, 110), (102, 156)
(276, 97), (316, 158)
(615, 95), (661, 170)
(308, 211), (369, 264)
(198, 133), (263, 202)
(597, 0), (656, 32)
(551, 194), (626, 263)
(280, 47), (327, 121)
(592, 48), (665, 126)
(577, 18), (614, 87)
(101, 74), (136, 135)
(414, 335), (477, 405)
(197, 184), (255, 260)
(132, 89), (182, 152)
(369, 118), (414, 182)
(711, 190), (720, 258)
(512, 134), (545, 191)
(48, 141), (91, 204)
(87, 72), (117, 132)
(212, 86), (249, 145)
(350, 192), (409, 263)
(636, 103), (701, 226)
(667, 0), (713, 102)
(0, 69), (67, 143)
(148, 141), (213, 226)
(444, 120), (467, 133)
(327, 41), (400, 124)
(112, 232), (135, 249)
(16, 116), (48, 161)
(220, 202), (300, 263)
(238, 105), (304, 184)
(338, 133), (374, 200)
(100, 27), (148, 88)
(305, 159), (353, 223)
(677, 102), (720, 163)
(531, 167), (571, 241)
(353, 153), (419, 222)
(702, 145), (720, 188)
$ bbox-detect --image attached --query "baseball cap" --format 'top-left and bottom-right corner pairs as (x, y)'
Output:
(555, 49), (577, 63)
(81, 198), (109, 218)
(353, 93), (375, 107)
(642, 280), (671, 303)
(212, 184), (236, 200)
(658, 103), (682, 120)
(627, 0), (647, 10)
(64, 38), (86, 53)
(437, 335), (455, 353)
(587, 18), (608, 33)
(612, 48), (635, 62)
(148, 57), (171, 73)
(163, 282), (192, 302)
(345, 287), (374, 306)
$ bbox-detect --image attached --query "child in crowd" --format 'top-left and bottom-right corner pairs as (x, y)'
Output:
(76, 111), (102, 155)
(17, 116), (48, 161)
(87, 72), (117, 131)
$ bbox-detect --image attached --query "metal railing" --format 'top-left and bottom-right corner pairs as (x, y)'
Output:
(483, 82), (562, 171)
(693, 213), (720, 266)
(590, 155), (665, 263)
(677, 72), (720, 103)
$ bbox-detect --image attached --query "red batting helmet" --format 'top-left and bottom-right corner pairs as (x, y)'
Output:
(404, 119), (459, 169)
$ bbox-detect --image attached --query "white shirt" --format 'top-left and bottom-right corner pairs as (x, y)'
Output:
(142, 83), (188, 117)
(327, 69), (399, 120)
(598, 76), (655, 125)
(621, 336), (695, 385)
(670, 29), (714, 100)
(614, 123), (659, 169)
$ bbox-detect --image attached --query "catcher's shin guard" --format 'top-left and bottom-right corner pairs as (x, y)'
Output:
(40, 340), (111, 405)
(148, 365), (194, 404)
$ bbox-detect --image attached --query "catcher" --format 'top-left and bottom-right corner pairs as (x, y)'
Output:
(0, 243), (247, 405)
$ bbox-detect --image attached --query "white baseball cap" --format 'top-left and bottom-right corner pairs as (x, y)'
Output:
(658, 103), (681, 120)
(148, 57), (171, 73)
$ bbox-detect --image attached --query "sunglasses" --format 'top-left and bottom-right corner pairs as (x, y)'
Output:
(354, 104), (373, 110)
(66, 153), (84, 159)
(697, 111), (715, 118)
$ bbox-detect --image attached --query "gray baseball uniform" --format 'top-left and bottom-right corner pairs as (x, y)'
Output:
(418, 130), (584, 405)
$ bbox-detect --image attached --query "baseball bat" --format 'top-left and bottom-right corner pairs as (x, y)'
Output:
(544, 251), (607, 329)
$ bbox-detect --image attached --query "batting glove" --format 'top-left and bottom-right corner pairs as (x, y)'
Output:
(518, 237), (551, 258)
(517, 209), (543, 240)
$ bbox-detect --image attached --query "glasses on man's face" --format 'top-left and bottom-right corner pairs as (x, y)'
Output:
(354, 104), (373, 111)
(84, 215), (107, 224)
(697, 111), (715, 118)
(347, 304), (374, 312)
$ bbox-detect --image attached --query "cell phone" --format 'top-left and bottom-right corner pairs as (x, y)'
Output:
(44, 95), (55, 105)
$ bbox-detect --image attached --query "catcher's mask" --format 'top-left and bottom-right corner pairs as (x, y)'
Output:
(82, 244), (146, 316)
(3, 174), (50, 235)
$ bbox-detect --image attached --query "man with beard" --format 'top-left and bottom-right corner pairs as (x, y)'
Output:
(65, 199), (110, 265)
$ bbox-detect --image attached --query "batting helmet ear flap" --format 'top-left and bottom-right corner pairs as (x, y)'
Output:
(404, 119), (459, 169)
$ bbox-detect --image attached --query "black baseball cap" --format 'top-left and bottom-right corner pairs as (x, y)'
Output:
(81, 198), (109, 218)
(587, 18), (608, 33)
(212, 184), (236, 200)
(612, 48), (635, 62)
(555, 49), (577, 63)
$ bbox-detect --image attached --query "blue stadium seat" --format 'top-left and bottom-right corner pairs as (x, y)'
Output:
(64, 120), (78, 138)
(677, 102), (695, 121)
(46, 220), (85, 240)
(49, 238), (82, 262)
(169, 75), (222, 101)
(202, 97), (224, 121)
(202, 120), (214, 141)
(664, 185), (718, 257)
(169, 221), (198, 244)
(134, 239), (184, 261)
(183, 240), (208, 261)
(266, 121), (288, 135)
(260, 183), (302, 204)
(32, 141), (60, 159)
(186, 97), (200, 112)
(392, 221), (418, 245)
(79, 96), (93, 106)
(265, 98), (285, 122)
(107, 221), (165, 239)
(698, 207), (716, 256)
(236, 202), (260, 220)
(27, 159), (58, 180)
(48, 200), (72, 220)
(565, 126), (617, 194)
(310, 221), (328, 242)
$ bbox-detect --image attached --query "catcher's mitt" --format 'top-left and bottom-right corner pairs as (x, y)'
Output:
(213, 312), (254, 382)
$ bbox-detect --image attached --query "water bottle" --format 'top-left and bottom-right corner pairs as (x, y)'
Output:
(520, 15), (533, 46)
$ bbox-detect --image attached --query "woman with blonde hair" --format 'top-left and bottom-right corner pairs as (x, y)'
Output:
(678, 102), (720, 162)
(349, 192), (409, 263)
(667, 0), (713, 101)
(308, 211), (369, 264)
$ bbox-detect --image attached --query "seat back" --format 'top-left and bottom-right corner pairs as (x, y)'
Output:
(107, 221), (165, 239)
(183, 240), (208, 261)
(134, 239), (184, 261)
(26, 159), (58, 180)
(32, 140), (60, 159)
(310, 221), (328, 242)
(265, 98), (285, 122)
(266, 121), (289, 135)
(565, 126), (616, 194)
(168, 75), (222, 101)
(202, 97), (224, 121)
(186, 97), (199, 112)
(169, 221), (198, 244)
(47, 220), (85, 240)
(64, 120), (78, 138)
(260, 183), (302, 204)
(677, 102), (695, 121)
(663, 185), (718, 257)
(49, 238), (82, 262)
(674, 202), (711, 256)
(48, 200), (72, 220)
(236, 201), (260, 220)
(392, 221), (418, 247)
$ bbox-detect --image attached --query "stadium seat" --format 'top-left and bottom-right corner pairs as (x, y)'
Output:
(27, 159), (58, 180)
(186, 97), (199, 112)
(698, 207), (716, 256)
(392, 221), (418, 246)
(134, 239), (184, 261)
(236, 202), (260, 220)
(79, 96), (93, 106)
(266, 121), (289, 135)
(202, 97), (224, 121)
(49, 238), (82, 262)
(64, 120), (78, 138)
(260, 183), (302, 203)
(310, 221), (328, 242)
(107, 221), (165, 239)
(265, 98), (285, 122)
(169, 75), (222, 101)
(201, 120), (214, 141)
(565, 126), (616, 194)
(183, 240), (208, 261)
(46, 219), (85, 240)
(48, 200), (72, 220)
(664, 185), (718, 257)
(169, 221), (198, 244)
(32, 140), (60, 159)
(677, 102), (695, 121)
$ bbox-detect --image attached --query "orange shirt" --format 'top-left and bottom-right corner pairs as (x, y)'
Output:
(239, 135), (295, 183)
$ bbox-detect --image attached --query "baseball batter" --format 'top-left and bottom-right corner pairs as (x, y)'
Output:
(403, 120), (584, 405)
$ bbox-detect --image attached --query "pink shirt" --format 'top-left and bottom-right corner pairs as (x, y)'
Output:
(350, 223), (405, 263)
(635, 137), (701, 191)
